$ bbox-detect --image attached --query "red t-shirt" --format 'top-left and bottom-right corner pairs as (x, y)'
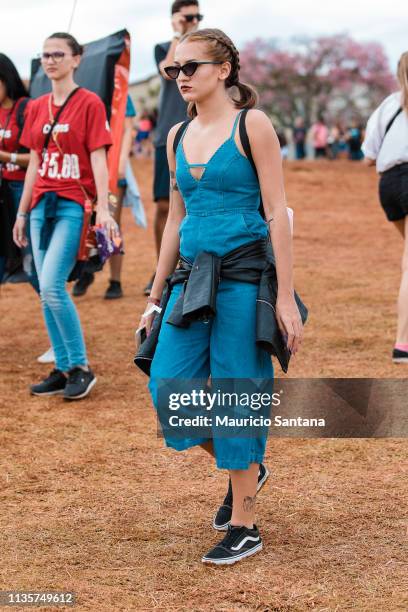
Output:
(20, 88), (112, 210)
(0, 97), (30, 181)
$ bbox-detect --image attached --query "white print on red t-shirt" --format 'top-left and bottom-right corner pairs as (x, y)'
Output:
(0, 129), (11, 139)
(39, 151), (81, 180)
(5, 163), (19, 172)
(42, 123), (70, 134)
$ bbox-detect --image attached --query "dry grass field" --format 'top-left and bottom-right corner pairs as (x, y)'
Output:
(0, 159), (407, 611)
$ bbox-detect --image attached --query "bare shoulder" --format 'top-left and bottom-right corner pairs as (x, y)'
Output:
(245, 108), (278, 148)
(246, 108), (273, 130)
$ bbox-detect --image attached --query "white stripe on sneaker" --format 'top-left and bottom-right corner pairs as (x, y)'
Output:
(257, 465), (270, 492)
(231, 535), (260, 551)
(202, 542), (263, 565)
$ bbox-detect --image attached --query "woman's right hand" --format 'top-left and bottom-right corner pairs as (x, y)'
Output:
(13, 216), (28, 248)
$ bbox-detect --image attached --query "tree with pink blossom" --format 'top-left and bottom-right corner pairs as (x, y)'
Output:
(239, 34), (396, 126)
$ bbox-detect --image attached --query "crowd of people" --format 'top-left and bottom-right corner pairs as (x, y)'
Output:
(286, 115), (365, 160)
(1, 0), (408, 568)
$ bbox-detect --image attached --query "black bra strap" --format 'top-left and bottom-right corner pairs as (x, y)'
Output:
(173, 120), (191, 155)
(238, 109), (265, 220)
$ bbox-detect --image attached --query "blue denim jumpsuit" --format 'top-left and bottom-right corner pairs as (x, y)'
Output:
(148, 110), (274, 470)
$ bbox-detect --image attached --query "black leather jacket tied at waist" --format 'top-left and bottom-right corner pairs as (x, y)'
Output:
(134, 238), (308, 376)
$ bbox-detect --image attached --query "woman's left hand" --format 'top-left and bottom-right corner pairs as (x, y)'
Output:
(96, 208), (120, 241)
(275, 293), (303, 355)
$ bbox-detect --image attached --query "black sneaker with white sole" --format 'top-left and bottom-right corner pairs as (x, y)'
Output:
(213, 463), (270, 531)
(392, 348), (408, 363)
(202, 524), (262, 565)
(63, 367), (96, 400)
(30, 369), (67, 396)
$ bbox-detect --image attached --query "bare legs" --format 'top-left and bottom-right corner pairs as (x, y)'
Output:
(393, 217), (408, 344)
(200, 440), (259, 528)
(229, 464), (259, 528)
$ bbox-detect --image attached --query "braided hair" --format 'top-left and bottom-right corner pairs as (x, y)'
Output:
(178, 28), (258, 118)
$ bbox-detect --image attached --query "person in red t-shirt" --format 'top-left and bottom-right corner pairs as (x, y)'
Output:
(13, 32), (116, 401)
(0, 53), (39, 292)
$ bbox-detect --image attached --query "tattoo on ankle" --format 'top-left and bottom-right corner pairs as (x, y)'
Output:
(243, 495), (256, 512)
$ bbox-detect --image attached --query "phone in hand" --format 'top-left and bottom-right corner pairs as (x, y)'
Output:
(135, 325), (147, 350)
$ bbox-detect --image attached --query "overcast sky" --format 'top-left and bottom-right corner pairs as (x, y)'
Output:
(3, 0), (408, 83)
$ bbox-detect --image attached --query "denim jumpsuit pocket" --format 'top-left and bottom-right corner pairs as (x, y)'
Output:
(241, 212), (268, 240)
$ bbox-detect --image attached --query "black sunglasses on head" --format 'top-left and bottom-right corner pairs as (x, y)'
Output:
(184, 13), (204, 22)
(164, 60), (223, 79)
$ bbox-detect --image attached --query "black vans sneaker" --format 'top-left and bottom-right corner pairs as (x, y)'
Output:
(213, 478), (233, 531)
(63, 367), (96, 400)
(392, 348), (408, 363)
(104, 280), (123, 300)
(30, 369), (67, 396)
(213, 463), (270, 531)
(202, 524), (262, 565)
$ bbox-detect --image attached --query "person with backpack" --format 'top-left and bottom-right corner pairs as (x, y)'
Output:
(136, 28), (303, 565)
(0, 53), (38, 292)
(13, 32), (116, 400)
(362, 51), (408, 364)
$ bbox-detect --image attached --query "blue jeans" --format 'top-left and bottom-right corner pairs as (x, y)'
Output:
(30, 196), (87, 371)
(0, 180), (39, 292)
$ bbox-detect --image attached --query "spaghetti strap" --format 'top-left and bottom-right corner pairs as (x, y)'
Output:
(230, 110), (244, 139)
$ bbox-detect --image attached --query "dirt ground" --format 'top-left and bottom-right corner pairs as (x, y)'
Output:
(0, 160), (407, 611)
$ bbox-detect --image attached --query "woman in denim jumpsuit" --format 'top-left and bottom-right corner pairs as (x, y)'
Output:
(138, 29), (303, 565)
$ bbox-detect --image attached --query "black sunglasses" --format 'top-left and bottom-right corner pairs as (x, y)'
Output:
(184, 13), (204, 22)
(164, 60), (223, 79)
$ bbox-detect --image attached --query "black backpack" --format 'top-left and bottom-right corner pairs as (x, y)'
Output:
(172, 109), (266, 220)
